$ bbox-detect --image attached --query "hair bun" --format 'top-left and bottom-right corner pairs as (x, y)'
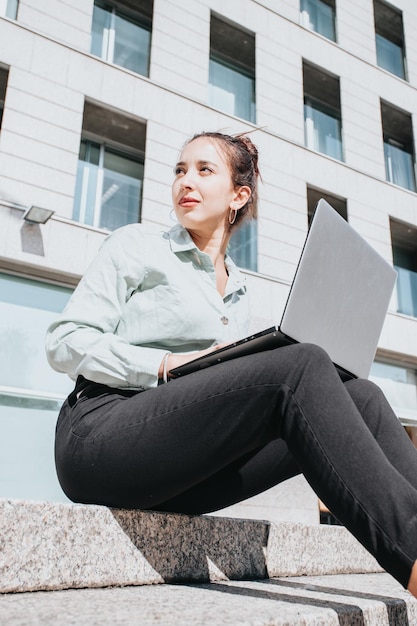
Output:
(235, 133), (260, 177)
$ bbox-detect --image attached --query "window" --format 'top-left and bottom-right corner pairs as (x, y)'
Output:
(303, 61), (343, 161)
(307, 187), (347, 225)
(381, 101), (416, 192)
(374, 0), (406, 79)
(390, 219), (417, 318)
(300, 0), (336, 42)
(0, 67), (8, 129)
(209, 14), (256, 123)
(228, 219), (257, 272)
(370, 360), (417, 425)
(0, 0), (18, 19)
(90, 0), (152, 76)
(0, 273), (73, 501)
(73, 101), (146, 231)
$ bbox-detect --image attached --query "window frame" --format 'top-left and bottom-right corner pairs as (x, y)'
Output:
(0, 271), (73, 403)
(381, 100), (416, 192)
(370, 358), (417, 426)
(209, 13), (256, 123)
(91, 0), (152, 77)
(303, 61), (343, 161)
(300, 0), (336, 42)
(0, 0), (18, 19)
(0, 66), (8, 130)
(373, 0), (407, 80)
(304, 95), (343, 161)
(73, 135), (144, 231)
(307, 187), (347, 225)
(390, 218), (417, 319)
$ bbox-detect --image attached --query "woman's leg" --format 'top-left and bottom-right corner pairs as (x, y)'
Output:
(152, 439), (301, 514)
(344, 377), (417, 490)
(56, 343), (417, 588)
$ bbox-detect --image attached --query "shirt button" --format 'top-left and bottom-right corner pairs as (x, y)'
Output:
(221, 316), (229, 325)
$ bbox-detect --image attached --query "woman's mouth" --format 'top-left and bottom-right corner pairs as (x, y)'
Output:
(179, 196), (200, 206)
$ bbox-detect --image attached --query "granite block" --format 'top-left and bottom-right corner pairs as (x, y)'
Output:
(0, 499), (269, 593)
(267, 522), (383, 578)
(0, 574), (415, 626)
(0, 499), (386, 596)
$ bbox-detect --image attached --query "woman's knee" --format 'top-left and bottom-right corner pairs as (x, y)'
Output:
(344, 377), (388, 413)
(273, 342), (335, 383)
(292, 342), (334, 368)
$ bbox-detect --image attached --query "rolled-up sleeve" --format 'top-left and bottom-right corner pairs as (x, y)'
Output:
(45, 228), (167, 390)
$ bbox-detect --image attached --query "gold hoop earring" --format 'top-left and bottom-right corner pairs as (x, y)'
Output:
(229, 208), (237, 225)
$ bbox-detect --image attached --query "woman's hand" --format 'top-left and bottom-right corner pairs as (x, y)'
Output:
(158, 344), (231, 381)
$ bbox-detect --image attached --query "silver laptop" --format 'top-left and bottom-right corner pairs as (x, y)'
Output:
(170, 199), (397, 381)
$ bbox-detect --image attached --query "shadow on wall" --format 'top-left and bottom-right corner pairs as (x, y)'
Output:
(20, 223), (45, 256)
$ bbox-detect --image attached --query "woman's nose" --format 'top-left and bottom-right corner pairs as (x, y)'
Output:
(180, 171), (196, 190)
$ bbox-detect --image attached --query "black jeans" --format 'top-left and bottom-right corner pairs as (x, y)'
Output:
(55, 343), (417, 588)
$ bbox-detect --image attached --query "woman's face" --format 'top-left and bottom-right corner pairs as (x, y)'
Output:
(172, 137), (238, 234)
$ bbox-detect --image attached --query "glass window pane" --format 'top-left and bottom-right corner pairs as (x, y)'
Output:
(72, 159), (100, 225)
(5, 0), (18, 19)
(228, 220), (258, 271)
(376, 34), (405, 79)
(301, 0), (335, 41)
(384, 141), (416, 192)
(0, 401), (69, 502)
(370, 361), (417, 423)
(394, 266), (417, 317)
(91, 3), (111, 60)
(393, 246), (416, 272)
(304, 101), (343, 160)
(79, 138), (100, 165)
(209, 58), (256, 123)
(73, 141), (143, 230)
(73, 139), (101, 225)
(0, 273), (73, 503)
(100, 151), (142, 230)
(103, 149), (142, 178)
(113, 13), (151, 76)
(0, 273), (73, 396)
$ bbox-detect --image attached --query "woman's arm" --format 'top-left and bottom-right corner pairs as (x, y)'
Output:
(46, 227), (171, 389)
(157, 345), (230, 382)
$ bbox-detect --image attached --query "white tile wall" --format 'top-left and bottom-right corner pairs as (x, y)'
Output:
(151, 0), (209, 100)
(17, 0), (93, 51)
(0, 0), (417, 371)
(403, 4), (417, 86)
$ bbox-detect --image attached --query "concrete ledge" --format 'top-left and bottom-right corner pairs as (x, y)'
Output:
(267, 522), (383, 578)
(0, 499), (382, 594)
(1, 574), (415, 625)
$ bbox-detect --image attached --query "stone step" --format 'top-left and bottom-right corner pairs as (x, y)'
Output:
(1, 498), (382, 594)
(1, 573), (416, 625)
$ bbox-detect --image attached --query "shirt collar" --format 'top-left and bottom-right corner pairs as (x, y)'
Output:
(224, 254), (246, 295)
(165, 223), (198, 253)
(165, 223), (246, 294)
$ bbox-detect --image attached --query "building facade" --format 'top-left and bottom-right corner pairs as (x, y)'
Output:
(1, 0), (417, 523)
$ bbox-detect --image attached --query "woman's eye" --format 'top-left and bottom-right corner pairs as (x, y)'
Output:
(200, 166), (213, 173)
(174, 167), (185, 175)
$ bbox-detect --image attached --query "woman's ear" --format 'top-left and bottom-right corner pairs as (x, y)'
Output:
(231, 185), (251, 210)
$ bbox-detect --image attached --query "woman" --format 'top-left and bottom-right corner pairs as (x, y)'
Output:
(46, 131), (417, 596)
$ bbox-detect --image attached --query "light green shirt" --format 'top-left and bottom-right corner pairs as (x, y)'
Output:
(46, 223), (249, 390)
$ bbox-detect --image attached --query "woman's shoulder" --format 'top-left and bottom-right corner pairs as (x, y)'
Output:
(108, 222), (165, 240)
(102, 222), (171, 252)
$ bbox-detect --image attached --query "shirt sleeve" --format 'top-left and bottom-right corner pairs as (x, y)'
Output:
(45, 227), (167, 390)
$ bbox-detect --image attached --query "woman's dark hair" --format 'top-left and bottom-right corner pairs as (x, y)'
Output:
(187, 131), (260, 228)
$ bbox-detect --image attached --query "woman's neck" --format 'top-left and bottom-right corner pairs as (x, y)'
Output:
(188, 228), (230, 296)
(188, 229), (229, 267)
